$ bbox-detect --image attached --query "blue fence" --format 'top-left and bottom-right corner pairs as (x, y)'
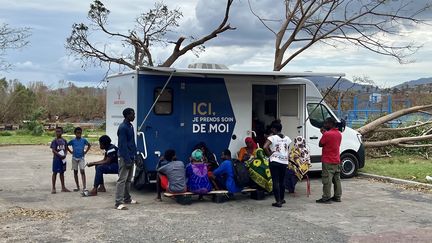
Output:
(334, 94), (416, 128)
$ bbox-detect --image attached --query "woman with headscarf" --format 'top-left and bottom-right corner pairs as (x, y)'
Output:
(286, 136), (311, 195)
(193, 142), (218, 169)
(186, 149), (212, 195)
(238, 137), (258, 162)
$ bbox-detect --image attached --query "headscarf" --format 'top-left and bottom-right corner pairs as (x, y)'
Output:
(244, 137), (258, 151)
(193, 142), (218, 170)
(191, 149), (203, 161)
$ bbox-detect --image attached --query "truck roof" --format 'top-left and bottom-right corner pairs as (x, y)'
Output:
(107, 66), (345, 79)
(139, 66), (345, 78)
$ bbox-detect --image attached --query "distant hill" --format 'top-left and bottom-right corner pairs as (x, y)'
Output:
(394, 77), (432, 89)
(308, 76), (377, 92)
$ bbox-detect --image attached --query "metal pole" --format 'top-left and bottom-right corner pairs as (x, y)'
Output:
(304, 76), (342, 123)
(138, 71), (175, 131)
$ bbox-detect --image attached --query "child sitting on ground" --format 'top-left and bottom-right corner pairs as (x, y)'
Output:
(50, 127), (70, 194)
(67, 127), (91, 192)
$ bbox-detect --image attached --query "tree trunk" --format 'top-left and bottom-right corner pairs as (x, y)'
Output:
(356, 104), (432, 135)
(273, 49), (283, 71)
(375, 121), (432, 132)
(364, 134), (432, 148)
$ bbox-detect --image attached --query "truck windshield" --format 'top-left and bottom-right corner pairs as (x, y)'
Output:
(307, 103), (333, 128)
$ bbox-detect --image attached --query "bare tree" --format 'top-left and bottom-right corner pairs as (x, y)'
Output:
(0, 23), (31, 71)
(248, 0), (432, 71)
(66, 0), (235, 70)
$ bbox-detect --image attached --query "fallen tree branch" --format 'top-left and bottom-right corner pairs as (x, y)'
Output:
(419, 110), (432, 116)
(423, 127), (432, 136)
(364, 134), (432, 148)
(376, 120), (432, 132)
(420, 152), (429, 160)
(369, 151), (392, 158)
(357, 104), (432, 135)
(398, 144), (432, 148)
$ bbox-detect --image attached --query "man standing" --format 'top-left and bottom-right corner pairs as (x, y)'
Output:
(316, 117), (342, 204)
(115, 108), (138, 210)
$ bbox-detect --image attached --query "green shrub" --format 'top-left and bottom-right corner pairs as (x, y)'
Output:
(15, 129), (30, 135)
(63, 123), (75, 134)
(99, 122), (106, 131)
(22, 107), (46, 136)
(31, 124), (44, 136)
(0, 131), (12, 136)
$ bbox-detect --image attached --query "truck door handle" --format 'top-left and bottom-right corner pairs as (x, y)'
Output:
(310, 136), (319, 140)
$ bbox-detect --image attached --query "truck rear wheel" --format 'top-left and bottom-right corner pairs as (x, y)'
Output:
(340, 153), (358, 178)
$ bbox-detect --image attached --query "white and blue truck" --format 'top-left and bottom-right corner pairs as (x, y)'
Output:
(106, 65), (365, 185)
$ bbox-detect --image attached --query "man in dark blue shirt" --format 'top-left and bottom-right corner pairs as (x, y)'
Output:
(212, 149), (242, 193)
(115, 108), (138, 210)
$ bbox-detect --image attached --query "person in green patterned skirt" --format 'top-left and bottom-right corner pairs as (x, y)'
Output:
(246, 148), (272, 192)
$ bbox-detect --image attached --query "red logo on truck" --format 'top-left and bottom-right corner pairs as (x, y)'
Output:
(114, 87), (125, 105)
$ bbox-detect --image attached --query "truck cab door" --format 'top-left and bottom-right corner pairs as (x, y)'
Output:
(306, 102), (334, 167)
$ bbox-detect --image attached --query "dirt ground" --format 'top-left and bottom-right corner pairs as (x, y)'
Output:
(0, 145), (431, 243)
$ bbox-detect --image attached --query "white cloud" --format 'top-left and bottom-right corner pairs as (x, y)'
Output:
(0, 0), (431, 87)
(14, 61), (40, 70)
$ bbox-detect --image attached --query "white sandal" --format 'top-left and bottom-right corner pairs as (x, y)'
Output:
(116, 204), (128, 210)
(126, 199), (138, 204)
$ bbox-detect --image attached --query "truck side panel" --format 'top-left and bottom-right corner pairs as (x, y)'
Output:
(137, 74), (236, 172)
(106, 73), (138, 146)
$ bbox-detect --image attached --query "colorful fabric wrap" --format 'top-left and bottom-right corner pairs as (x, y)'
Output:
(246, 148), (272, 192)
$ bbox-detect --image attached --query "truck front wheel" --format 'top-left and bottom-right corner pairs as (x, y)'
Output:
(340, 153), (359, 178)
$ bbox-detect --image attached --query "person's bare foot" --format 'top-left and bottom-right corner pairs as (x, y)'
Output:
(61, 188), (71, 192)
(73, 188), (80, 192)
(51, 189), (56, 194)
(97, 185), (106, 192)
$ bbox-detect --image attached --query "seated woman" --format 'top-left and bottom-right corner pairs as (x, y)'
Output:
(86, 135), (119, 196)
(185, 149), (212, 195)
(246, 148), (272, 192)
(286, 136), (311, 194)
(157, 149), (186, 193)
(193, 142), (218, 171)
(238, 137), (258, 162)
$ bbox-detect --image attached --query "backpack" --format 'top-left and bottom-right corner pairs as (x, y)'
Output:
(231, 159), (250, 188)
(133, 154), (147, 190)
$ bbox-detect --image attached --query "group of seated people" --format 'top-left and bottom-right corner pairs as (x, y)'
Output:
(84, 123), (311, 204)
(157, 134), (311, 201)
(157, 146), (242, 196)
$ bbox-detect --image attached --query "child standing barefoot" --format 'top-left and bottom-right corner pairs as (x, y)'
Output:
(50, 127), (71, 194)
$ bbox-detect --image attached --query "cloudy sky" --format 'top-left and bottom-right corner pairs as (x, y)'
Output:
(1, 0), (432, 88)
